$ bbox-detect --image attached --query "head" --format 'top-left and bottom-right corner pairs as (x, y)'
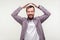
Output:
(26, 5), (35, 20)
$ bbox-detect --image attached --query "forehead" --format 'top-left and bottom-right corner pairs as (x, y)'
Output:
(27, 7), (34, 11)
(26, 7), (35, 12)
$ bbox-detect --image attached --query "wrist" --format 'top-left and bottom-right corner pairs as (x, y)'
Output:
(38, 5), (44, 10)
(37, 5), (40, 9)
(19, 7), (23, 10)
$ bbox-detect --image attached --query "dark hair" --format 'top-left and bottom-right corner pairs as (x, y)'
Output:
(26, 5), (35, 12)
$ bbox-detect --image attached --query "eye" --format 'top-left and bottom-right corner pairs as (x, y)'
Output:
(31, 11), (34, 12)
(26, 11), (29, 12)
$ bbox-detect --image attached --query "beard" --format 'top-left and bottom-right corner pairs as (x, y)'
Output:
(28, 14), (34, 20)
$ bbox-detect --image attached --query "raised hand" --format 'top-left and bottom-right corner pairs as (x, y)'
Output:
(30, 3), (40, 8)
(21, 3), (40, 9)
(22, 3), (31, 8)
(31, 3), (37, 7)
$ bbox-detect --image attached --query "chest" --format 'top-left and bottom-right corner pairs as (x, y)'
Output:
(27, 20), (36, 32)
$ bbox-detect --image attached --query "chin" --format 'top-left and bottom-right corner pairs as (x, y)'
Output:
(28, 16), (34, 20)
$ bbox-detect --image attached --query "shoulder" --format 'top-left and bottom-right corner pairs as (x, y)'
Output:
(22, 17), (27, 21)
(34, 16), (41, 20)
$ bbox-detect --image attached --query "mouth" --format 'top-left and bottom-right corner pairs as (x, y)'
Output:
(29, 14), (33, 17)
(28, 14), (34, 20)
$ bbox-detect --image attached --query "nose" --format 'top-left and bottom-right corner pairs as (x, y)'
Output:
(29, 12), (32, 14)
(29, 11), (33, 14)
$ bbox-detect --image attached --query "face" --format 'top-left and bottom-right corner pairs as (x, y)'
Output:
(26, 7), (35, 20)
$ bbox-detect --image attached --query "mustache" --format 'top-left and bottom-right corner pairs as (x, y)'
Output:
(28, 14), (34, 16)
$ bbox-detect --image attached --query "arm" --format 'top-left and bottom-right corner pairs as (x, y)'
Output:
(31, 3), (51, 23)
(11, 7), (23, 24)
(38, 5), (51, 23)
(11, 3), (30, 24)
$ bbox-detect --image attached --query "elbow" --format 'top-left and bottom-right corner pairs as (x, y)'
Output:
(11, 13), (14, 17)
(45, 13), (51, 17)
(46, 12), (51, 17)
(48, 13), (51, 16)
(11, 14), (13, 17)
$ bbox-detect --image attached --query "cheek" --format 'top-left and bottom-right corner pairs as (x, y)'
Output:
(26, 11), (35, 15)
(27, 12), (34, 14)
(27, 13), (34, 16)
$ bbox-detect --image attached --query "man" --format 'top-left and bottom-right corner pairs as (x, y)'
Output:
(11, 3), (51, 40)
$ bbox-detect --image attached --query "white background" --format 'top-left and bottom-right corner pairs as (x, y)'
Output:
(0, 0), (60, 40)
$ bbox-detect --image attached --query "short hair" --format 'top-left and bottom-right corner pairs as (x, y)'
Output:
(26, 5), (35, 12)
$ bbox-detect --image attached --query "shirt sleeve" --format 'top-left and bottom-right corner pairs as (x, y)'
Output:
(11, 7), (24, 25)
(37, 5), (51, 23)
